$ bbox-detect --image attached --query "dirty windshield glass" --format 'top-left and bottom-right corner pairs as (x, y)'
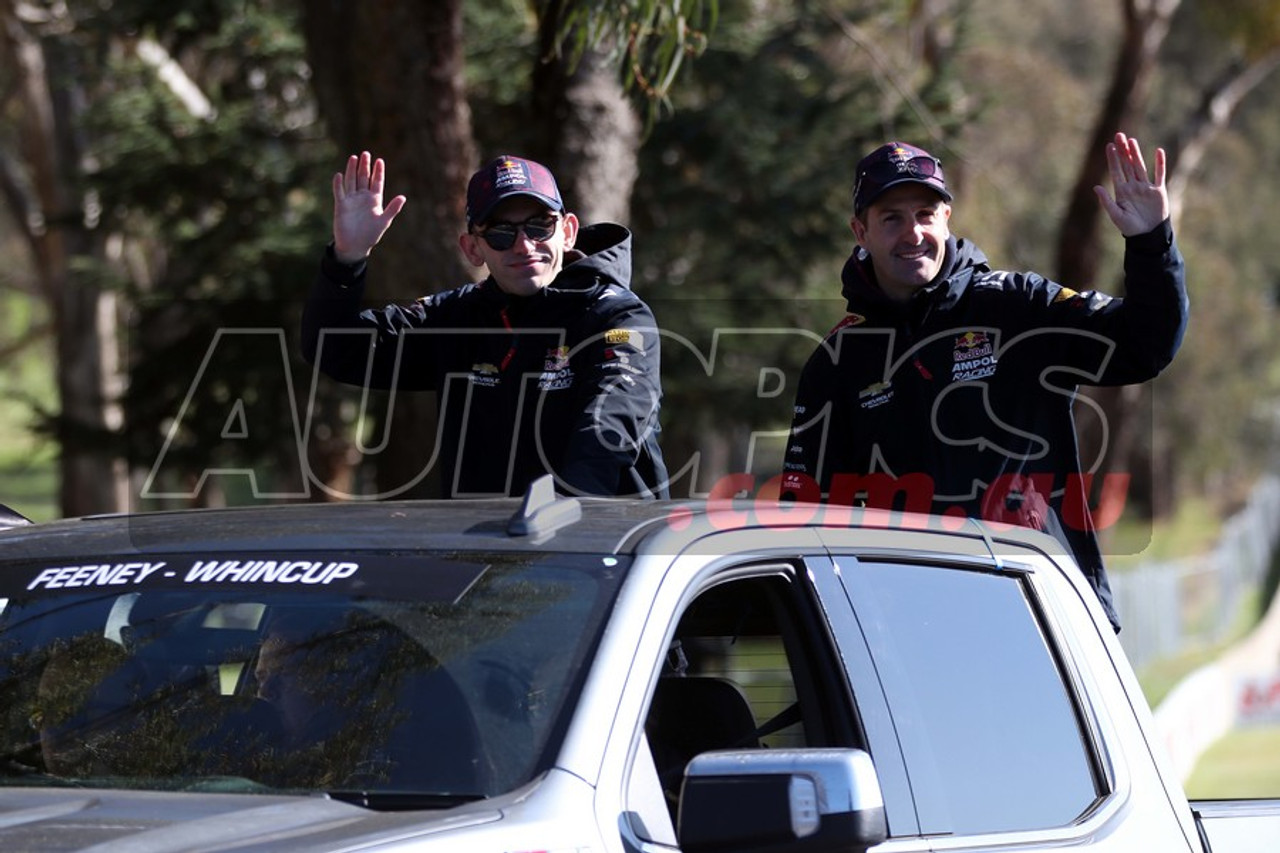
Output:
(0, 550), (625, 803)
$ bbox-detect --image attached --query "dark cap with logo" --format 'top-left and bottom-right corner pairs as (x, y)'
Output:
(853, 142), (952, 215)
(466, 155), (564, 226)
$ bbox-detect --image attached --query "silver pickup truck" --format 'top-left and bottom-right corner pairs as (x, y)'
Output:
(1, 480), (1277, 851)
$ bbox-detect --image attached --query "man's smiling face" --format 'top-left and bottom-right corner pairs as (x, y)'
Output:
(851, 183), (952, 303)
(459, 197), (579, 297)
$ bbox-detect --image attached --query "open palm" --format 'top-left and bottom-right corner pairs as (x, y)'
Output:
(332, 151), (407, 263)
(1094, 133), (1169, 237)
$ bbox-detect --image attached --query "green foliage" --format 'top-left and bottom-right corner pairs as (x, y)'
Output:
(1151, 65), (1280, 505)
(1185, 724), (1280, 798)
(74, 0), (336, 500)
(550, 0), (718, 120)
(464, 0), (540, 109)
(1193, 0), (1280, 60)
(463, 1), (543, 152)
(3, 0), (1279, 514)
(628, 2), (972, 474)
(0, 327), (56, 520)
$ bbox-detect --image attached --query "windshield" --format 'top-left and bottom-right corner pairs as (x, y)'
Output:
(0, 550), (626, 803)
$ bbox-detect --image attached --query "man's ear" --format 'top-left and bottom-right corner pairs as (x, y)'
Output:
(561, 212), (580, 250)
(458, 232), (486, 266)
(849, 214), (867, 246)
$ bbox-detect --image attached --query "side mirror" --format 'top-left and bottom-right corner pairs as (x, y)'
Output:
(677, 748), (887, 853)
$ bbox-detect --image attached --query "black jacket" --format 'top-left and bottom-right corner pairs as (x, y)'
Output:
(302, 223), (668, 499)
(782, 221), (1188, 629)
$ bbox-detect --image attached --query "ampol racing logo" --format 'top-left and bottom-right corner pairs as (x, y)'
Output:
(951, 330), (997, 382)
(538, 346), (573, 391)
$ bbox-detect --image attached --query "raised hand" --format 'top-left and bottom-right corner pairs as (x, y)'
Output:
(1094, 132), (1169, 237)
(332, 152), (407, 263)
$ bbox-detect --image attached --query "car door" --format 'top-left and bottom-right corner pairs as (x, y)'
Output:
(614, 545), (868, 852)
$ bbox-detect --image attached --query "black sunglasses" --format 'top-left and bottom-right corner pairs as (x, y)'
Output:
(859, 155), (941, 185)
(475, 215), (561, 251)
(854, 155), (942, 207)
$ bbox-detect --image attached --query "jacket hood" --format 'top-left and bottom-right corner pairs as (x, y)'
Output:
(840, 234), (990, 315)
(552, 222), (633, 294)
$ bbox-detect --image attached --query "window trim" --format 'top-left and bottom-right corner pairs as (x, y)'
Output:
(800, 552), (921, 837)
(1016, 559), (1115, 798)
(1022, 557), (1132, 817)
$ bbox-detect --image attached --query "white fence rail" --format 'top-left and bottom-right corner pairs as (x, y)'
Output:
(1114, 474), (1280, 671)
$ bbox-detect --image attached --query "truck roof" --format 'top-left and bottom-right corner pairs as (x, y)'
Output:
(0, 476), (1063, 569)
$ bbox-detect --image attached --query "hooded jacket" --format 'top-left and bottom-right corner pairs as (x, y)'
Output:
(782, 221), (1188, 629)
(302, 222), (668, 499)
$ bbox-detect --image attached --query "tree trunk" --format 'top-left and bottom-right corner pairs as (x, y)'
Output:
(299, 0), (476, 498)
(1145, 48), (1280, 519)
(532, 9), (641, 226)
(1071, 4), (1279, 530)
(1057, 0), (1179, 533)
(1, 3), (127, 518)
(1055, 0), (1179, 291)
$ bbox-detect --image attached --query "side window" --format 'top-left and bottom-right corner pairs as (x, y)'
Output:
(839, 558), (1101, 837)
(639, 569), (859, 829)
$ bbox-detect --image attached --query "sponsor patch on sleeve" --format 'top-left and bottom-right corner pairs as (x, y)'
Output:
(604, 328), (643, 349)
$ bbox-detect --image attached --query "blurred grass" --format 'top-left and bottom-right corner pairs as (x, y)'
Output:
(1106, 494), (1225, 571)
(1139, 641), (1236, 711)
(1137, 587), (1262, 709)
(1185, 726), (1280, 799)
(0, 412), (59, 522)
(1124, 497), (1280, 799)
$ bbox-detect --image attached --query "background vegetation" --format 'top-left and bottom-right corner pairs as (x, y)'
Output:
(2, 0), (1278, 537)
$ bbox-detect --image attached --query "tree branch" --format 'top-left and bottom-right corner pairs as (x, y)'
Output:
(822, 6), (948, 147)
(134, 37), (216, 120)
(1165, 47), (1280, 229)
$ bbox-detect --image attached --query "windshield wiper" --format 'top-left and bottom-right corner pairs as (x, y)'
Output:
(179, 775), (276, 794)
(323, 790), (486, 811)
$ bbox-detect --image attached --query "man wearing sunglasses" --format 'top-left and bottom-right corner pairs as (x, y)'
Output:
(302, 152), (668, 499)
(781, 133), (1188, 632)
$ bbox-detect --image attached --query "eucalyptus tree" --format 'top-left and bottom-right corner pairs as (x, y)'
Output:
(1055, 0), (1280, 526)
(628, 1), (976, 492)
(295, 0), (718, 498)
(1, 0), (127, 516)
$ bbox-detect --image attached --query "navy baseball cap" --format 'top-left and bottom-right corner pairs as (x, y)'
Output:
(466, 155), (564, 226)
(853, 142), (952, 214)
